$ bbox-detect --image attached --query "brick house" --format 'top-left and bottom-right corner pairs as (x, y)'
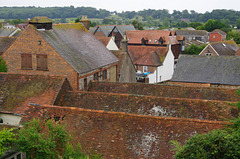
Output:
(209, 29), (227, 42)
(2, 18), (119, 90)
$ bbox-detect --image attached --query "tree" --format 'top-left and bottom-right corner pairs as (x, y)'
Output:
(171, 90), (240, 159)
(0, 57), (7, 72)
(75, 18), (80, 23)
(236, 18), (240, 29)
(0, 128), (16, 156)
(132, 20), (143, 30)
(184, 44), (206, 55)
(16, 118), (97, 159)
(188, 22), (203, 29)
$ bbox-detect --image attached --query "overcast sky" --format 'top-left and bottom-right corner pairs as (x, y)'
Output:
(0, 0), (239, 13)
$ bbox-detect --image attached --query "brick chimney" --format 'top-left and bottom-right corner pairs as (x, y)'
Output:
(121, 35), (128, 52)
(80, 15), (90, 30)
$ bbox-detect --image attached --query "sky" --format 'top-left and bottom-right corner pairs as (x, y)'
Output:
(0, 0), (240, 13)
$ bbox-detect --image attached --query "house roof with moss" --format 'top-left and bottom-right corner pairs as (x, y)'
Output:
(171, 55), (240, 85)
(210, 40), (239, 56)
(29, 16), (53, 23)
(38, 23), (119, 74)
(0, 73), (71, 114)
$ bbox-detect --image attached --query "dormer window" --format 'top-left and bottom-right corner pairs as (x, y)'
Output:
(205, 53), (212, 56)
(159, 37), (165, 45)
(155, 39), (158, 43)
(149, 39), (152, 43)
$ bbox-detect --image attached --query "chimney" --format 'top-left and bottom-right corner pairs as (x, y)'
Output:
(80, 15), (90, 30)
(121, 35), (128, 52)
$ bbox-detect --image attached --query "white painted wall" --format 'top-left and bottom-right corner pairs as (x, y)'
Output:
(0, 113), (22, 126)
(148, 45), (174, 83)
(106, 37), (119, 51)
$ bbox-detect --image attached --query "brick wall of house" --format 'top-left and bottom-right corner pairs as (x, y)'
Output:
(56, 91), (239, 121)
(209, 33), (223, 42)
(22, 105), (227, 159)
(94, 31), (106, 37)
(2, 26), (80, 90)
(171, 44), (181, 59)
(88, 82), (240, 102)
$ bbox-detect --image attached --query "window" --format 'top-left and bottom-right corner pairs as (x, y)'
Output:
(37, 54), (48, 70)
(103, 70), (107, 80)
(21, 54), (32, 69)
(84, 78), (88, 90)
(94, 73), (98, 81)
(143, 66), (148, 72)
(17, 153), (22, 159)
(205, 53), (212, 56)
(213, 35), (215, 38)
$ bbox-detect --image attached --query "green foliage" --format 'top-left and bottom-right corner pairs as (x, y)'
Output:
(0, 128), (16, 156)
(184, 44), (206, 55)
(0, 57), (7, 72)
(17, 118), (70, 159)
(172, 90), (240, 159)
(7, 18), (26, 25)
(236, 19), (240, 29)
(132, 20), (143, 30)
(227, 31), (240, 44)
(102, 18), (116, 25)
(188, 22), (203, 29)
(199, 19), (226, 32)
(75, 18), (80, 23)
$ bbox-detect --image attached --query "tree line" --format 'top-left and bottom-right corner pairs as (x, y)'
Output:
(1, 6), (240, 25)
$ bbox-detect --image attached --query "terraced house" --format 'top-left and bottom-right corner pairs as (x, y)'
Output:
(2, 17), (119, 90)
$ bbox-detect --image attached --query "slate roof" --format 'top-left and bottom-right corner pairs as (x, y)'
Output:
(0, 73), (70, 114)
(38, 23), (119, 74)
(171, 55), (240, 85)
(0, 37), (17, 55)
(211, 40), (239, 56)
(0, 28), (21, 37)
(93, 25), (136, 37)
(114, 25), (136, 37)
(128, 45), (168, 66)
(126, 30), (180, 45)
(176, 30), (208, 36)
(95, 25), (115, 37)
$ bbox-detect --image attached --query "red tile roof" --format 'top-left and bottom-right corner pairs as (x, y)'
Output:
(128, 45), (168, 66)
(95, 37), (111, 47)
(126, 30), (180, 45)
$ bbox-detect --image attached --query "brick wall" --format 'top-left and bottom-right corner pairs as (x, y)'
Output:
(88, 82), (240, 102)
(2, 25), (79, 90)
(22, 105), (227, 159)
(56, 91), (239, 121)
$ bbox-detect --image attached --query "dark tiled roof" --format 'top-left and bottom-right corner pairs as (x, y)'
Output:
(128, 45), (168, 66)
(171, 55), (240, 85)
(96, 25), (115, 37)
(211, 40), (239, 56)
(126, 30), (179, 45)
(0, 37), (17, 55)
(0, 73), (69, 114)
(176, 30), (208, 36)
(38, 23), (118, 74)
(115, 25), (136, 37)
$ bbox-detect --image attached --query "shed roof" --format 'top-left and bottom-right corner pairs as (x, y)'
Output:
(171, 55), (240, 85)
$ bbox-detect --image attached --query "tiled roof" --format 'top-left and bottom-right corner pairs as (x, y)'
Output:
(176, 30), (208, 36)
(128, 45), (168, 66)
(171, 55), (240, 85)
(29, 16), (53, 23)
(96, 37), (111, 47)
(93, 25), (136, 37)
(236, 48), (240, 56)
(114, 25), (136, 37)
(38, 23), (119, 74)
(211, 40), (239, 56)
(95, 25), (115, 37)
(0, 37), (16, 55)
(0, 73), (70, 114)
(211, 29), (227, 36)
(126, 30), (179, 45)
(0, 28), (20, 37)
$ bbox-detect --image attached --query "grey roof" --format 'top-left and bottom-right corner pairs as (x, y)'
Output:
(115, 25), (136, 37)
(96, 25), (115, 37)
(171, 55), (240, 85)
(89, 27), (97, 34)
(0, 37), (17, 54)
(0, 28), (17, 37)
(211, 41), (239, 56)
(175, 30), (208, 36)
(38, 23), (118, 74)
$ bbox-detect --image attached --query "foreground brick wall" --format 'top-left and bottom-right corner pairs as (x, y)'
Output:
(56, 91), (239, 121)
(89, 82), (239, 102)
(22, 105), (227, 159)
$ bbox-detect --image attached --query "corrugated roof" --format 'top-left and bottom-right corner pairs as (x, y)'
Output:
(211, 40), (239, 56)
(176, 30), (208, 36)
(171, 55), (240, 85)
(0, 37), (16, 55)
(38, 23), (119, 74)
